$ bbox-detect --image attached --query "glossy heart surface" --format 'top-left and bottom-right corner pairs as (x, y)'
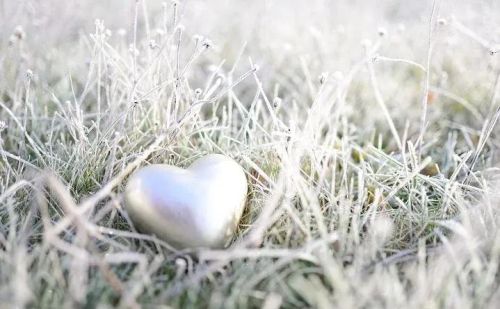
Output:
(124, 154), (248, 248)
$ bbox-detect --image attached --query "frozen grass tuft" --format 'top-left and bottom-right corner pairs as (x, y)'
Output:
(1, 0), (500, 307)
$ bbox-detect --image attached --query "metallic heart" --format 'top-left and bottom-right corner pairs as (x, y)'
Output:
(124, 154), (248, 248)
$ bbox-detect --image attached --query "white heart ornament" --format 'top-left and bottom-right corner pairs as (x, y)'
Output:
(124, 154), (247, 248)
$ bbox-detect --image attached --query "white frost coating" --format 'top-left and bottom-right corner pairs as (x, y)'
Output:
(124, 154), (248, 248)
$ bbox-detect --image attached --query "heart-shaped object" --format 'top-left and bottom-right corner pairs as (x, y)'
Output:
(124, 154), (248, 248)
